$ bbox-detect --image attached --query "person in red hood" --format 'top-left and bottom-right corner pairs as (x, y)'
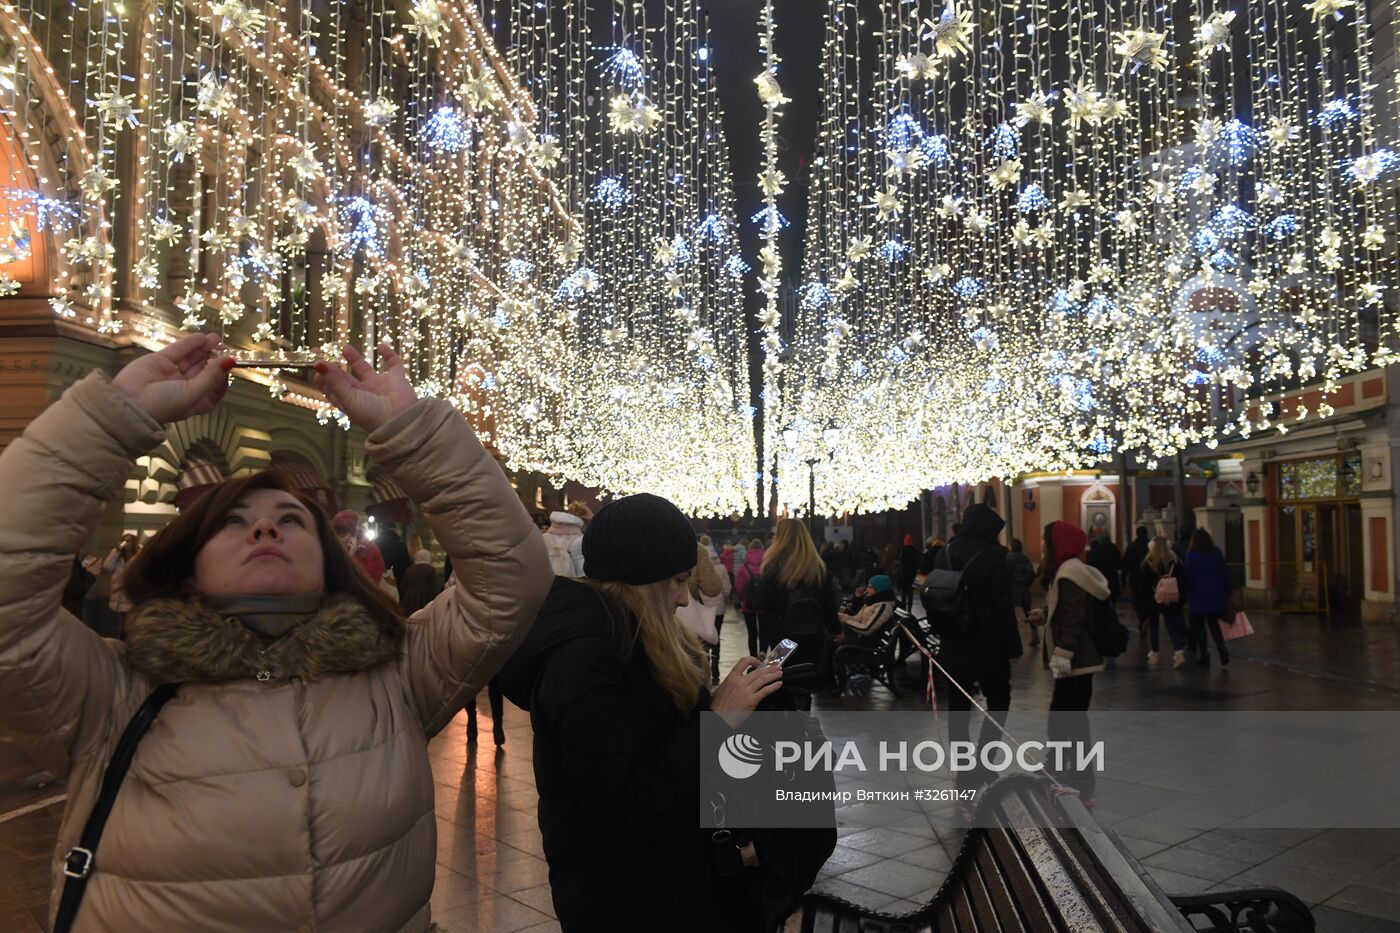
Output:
(332, 509), (386, 584)
(1027, 520), (1111, 803)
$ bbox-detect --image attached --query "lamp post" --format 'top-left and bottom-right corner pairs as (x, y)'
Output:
(783, 422), (843, 539)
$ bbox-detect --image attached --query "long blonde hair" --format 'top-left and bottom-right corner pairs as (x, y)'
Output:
(761, 518), (826, 589)
(1146, 535), (1175, 572)
(585, 579), (708, 715)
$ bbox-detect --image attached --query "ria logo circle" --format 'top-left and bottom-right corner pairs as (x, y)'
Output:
(718, 733), (764, 780)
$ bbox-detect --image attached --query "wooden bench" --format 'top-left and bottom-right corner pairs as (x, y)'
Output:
(796, 774), (1314, 933)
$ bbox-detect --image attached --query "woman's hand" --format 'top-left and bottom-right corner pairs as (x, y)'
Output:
(313, 343), (420, 434)
(710, 657), (784, 728)
(110, 333), (234, 424)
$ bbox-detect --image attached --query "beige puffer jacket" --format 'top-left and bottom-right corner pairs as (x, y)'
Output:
(0, 373), (550, 932)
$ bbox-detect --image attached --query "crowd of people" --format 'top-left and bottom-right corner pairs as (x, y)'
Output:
(0, 335), (1242, 932)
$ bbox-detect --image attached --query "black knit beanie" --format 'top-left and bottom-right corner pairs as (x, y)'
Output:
(583, 493), (697, 585)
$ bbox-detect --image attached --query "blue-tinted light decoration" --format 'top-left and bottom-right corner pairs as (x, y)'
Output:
(1265, 213), (1299, 241)
(695, 212), (729, 243)
(800, 281), (834, 310)
(1178, 166), (1204, 194)
(504, 258), (535, 283)
(1316, 98), (1357, 129)
(592, 176), (631, 212)
(953, 276), (985, 299)
(886, 344), (910, 364)
(1208, 248), (1239, 270)
(1191, 227), (1221, 254)
(987, 122), (1019, 159)
(884, 112), (922, 150)
(599, 47), (646, 86)
(1185, 370), (1212, 386)
(338, 196), (386, 258)
(921, 134), (951, 167)
(982, 377), (1004, 395)
(1210, 204), (1256, 238)
(1, 189), (80, 231)
(554, 266), (599, 301)
(1017, 182), (1049, 213)
(880, 238), (910, 263)
(723, 253), (750, 279)
(1087, 436), (1112, 456)
(751, 205), (789, 232)
(670, 235), (692, 266)
(969, 325), (998, 348)
(421, 106), (470, 152)
(1218, 119), (1261, 165)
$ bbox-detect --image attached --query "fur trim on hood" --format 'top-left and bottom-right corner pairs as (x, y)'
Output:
(124, 594), (402, 684)
(547, 511), (585, 533)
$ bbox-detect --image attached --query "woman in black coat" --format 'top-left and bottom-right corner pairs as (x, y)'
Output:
(498, 494), (783, 932)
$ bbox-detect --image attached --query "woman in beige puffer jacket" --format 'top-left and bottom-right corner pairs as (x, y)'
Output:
(0, 335), (549, 932)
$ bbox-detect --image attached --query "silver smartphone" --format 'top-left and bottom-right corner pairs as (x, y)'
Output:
(764, 638), (798, 668)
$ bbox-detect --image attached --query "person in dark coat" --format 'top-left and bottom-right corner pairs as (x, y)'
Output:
(1121, 527), (1150, 593)
(747, 519), (843, 675)
(927, 504), (1022, 794)
(377, 526), (412, 590)
(1085, 534), (1124, 601)
(897, 534), (919, 611)
(397, 548), (440, 615)
(1005, 538), (1038, 648)
(498, 494), (785, 933)
(1184, 528), (1232, 666)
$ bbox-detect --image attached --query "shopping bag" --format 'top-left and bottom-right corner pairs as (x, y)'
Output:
(1220, 610), (1254, 641)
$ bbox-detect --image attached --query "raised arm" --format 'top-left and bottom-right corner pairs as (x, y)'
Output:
(0, 334), (231, 773)
(316, 345), (549, 735)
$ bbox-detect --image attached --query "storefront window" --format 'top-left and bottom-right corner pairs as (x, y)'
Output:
(1278, 456), (1357, 501)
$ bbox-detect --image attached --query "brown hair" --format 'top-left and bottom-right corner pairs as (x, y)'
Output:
(761, 518), (827, 589)
(122, 470), (403, 631)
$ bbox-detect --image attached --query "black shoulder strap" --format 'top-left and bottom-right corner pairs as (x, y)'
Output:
(53, 683), (178, 933)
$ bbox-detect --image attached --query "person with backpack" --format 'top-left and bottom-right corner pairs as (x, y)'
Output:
(1026, 520), (1111, 802)
(1185, 528), (1232, 667)
(922, 504), (1022, 795)
(1139, 535), (1188, 668)
(747, 519), (843, 675)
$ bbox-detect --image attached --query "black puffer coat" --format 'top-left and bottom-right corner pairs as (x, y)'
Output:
(498, 578), (758, 933)
(932, 504), (1022, 660)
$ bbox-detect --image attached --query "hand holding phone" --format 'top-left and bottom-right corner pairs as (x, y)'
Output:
(763, 638), (798, 668)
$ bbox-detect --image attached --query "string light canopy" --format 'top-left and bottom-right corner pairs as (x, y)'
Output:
(779, 0), (1398, 516)
(0, 0), (755, 517)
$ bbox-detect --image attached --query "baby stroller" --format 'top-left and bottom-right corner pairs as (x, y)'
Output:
(832, 598), (907, 697)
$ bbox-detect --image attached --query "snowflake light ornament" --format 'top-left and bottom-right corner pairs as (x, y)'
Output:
(1012, 90), (1053, 128)
(406, 0), (447, 44)
(988, 158), (1023, 190)
(896, 53), (938, 81)
(1064, 81), (1104, 131)
(758, 168), (787, 197)
(754, 71), (790, 109)
(1264, 116), (1299, 147)
(363, 95), (398, 127)
(196, 73), (234, 116)
(211, 0), (265, 38)
(1196, 11), (1235, 54)
(923, 1), (974, 60)
(873, 188), (903, 219)
(936, 194), (964, 218)
(607, 93), (662, 134)
(532, 135), (562, 169)
(1114, 28), (1168, 73)
(846, 236), (874, 263)
(1304, 0), (1355, 21)
(289, 143), (320, 181)
(885, 146), (926, 177)
(1363, 225), (1387, 250)
(1059, 191), (1091, 211)
(78, 166), (117, 198)
(91, 92), (139, 130)
(0, 275), (19, 297)
(458, 70), (498, 111)
(150, 216), (182, 246)
(165, 121), (196, 162)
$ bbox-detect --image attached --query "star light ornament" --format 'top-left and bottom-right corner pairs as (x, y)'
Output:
(758, 168), (787, 197)
(885, 146), (926, 177)
(406, 0), (447, 44)
(607, 93), (662, 135)
(1114, 29), (1168, 73)
(1196, 12), (1235, 55)
(196, 73), (234, 116)
(923, 2), (975, 60)
(874, 188), (903, 219)
(1265, 117), (1299, 147)
(846, 237), (874, 263)
(289, 143), (320, 181)
(936, 194), (964, 218)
